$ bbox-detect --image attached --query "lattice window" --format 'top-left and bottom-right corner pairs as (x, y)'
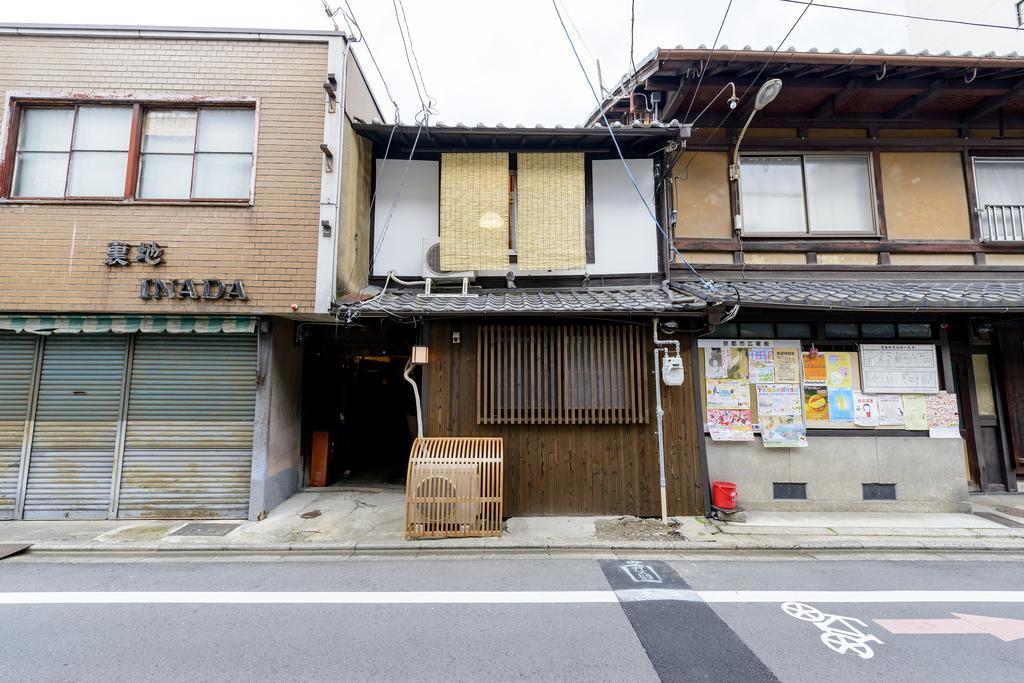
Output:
(477, 323), (649, 424)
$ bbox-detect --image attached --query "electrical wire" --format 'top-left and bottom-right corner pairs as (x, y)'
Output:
(555, 0), (601, 78)
(677, 0), (815, 179)
(776, 0), (1024, 32)
(627, 0), (638, 95)
(392, 0), (436, 119)
(324, 0), (402, 122)
(552, 0), (720, 294)
(681, 0), (734, 126)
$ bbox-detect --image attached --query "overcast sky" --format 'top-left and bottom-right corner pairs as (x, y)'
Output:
(4, 1), (1021, 124)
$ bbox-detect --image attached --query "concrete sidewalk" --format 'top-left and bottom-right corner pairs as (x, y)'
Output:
(1, 489), (1024, 555)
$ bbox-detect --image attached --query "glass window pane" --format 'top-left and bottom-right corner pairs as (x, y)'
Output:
(73, 106), (132, 151)
(12, 152), (69, 197)
(974, 159), (1024, 207)
(67, 151), (128, 196)
(776, 322), (812, 339)
(18, 108), (74, 151)
(824, 323), (859, 339)
(739, 156), (807, 233)
(192, 153), (252, 199)
(710, 323), (737, 339)
(897, 323), (933, 339)
(196, 109), (255, 153)
(861, 323), (896, 338)
(739, 322), (774, 339)
(139, 154), (193, 199)
(972, 354), (997, 417)
(805, 156), (874, 233)
(142, 110), (197, 153)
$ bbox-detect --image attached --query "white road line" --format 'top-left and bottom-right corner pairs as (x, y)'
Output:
(1, 590), (1024, 605)
(0, 591), (620, 605)
(697, 591), (1024, 603)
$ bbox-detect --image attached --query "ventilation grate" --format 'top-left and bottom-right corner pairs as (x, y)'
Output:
(773, 482), (807, 500)
(862, 483), (897, 501)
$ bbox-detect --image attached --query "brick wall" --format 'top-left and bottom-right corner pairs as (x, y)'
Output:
(0, 35), (328, 314)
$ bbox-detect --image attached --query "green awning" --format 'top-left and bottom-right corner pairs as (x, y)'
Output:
(0, 315), (258, 335)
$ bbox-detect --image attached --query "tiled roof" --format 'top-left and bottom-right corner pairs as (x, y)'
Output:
(676, 279), (1024, 311)
(348, 286), (703, 316)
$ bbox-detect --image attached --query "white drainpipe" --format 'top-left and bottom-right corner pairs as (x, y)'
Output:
(652, 317), (680, 524)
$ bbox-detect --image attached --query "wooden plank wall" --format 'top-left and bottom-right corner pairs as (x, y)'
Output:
(997, 327), (1024, 476)
(425, 320), (704, 517)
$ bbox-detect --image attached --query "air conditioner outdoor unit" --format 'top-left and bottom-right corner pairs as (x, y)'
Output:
(407, 463), (482, 533)
(421, 237), (476, 296)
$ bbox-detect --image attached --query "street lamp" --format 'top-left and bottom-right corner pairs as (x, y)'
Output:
(728, 78), (783, 232)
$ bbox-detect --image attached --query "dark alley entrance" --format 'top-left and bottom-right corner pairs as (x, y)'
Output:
(301, 322), (419, 489)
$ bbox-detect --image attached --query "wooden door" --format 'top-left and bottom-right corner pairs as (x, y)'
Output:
(953, 351), (1012, 492)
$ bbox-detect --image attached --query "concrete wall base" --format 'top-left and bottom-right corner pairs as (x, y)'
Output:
(707, 436), (970, 513)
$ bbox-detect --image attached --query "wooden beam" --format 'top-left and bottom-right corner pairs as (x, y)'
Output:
(887, 79), (946, 119)
(812, 78), (862, 118)
(961, 80), (1024, 123)
(671, 237), (1024, 254)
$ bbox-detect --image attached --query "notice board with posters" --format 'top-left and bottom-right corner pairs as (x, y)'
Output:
(858, 344), (940, 394)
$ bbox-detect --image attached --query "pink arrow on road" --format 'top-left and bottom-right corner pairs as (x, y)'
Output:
(875, 614), (1024, 642)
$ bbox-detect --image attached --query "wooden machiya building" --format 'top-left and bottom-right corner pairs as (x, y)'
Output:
(591, 47), (1024, 510)
(328, 123), (709, 517)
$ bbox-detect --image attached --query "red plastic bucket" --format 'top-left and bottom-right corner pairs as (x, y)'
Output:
(712, 481), (737, 510)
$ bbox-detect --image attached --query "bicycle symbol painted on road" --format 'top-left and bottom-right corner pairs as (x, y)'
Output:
(782, 602), (884, 659)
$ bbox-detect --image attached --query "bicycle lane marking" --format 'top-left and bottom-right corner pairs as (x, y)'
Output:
(599, 560), (778, 683)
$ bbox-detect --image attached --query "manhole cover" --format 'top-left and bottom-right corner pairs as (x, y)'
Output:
(0, 543), (31, 560)
(169, 523), (240, 537)
(300, 510), (322, 519)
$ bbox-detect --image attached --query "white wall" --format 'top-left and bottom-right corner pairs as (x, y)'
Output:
(590, 158), (659, 275)
(371, 159), (439, 277)
(370, 155), (660, 278)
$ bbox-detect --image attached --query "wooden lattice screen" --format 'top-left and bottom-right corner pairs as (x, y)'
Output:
(405, 437), (504, 540)
(477, 323), (649, 425)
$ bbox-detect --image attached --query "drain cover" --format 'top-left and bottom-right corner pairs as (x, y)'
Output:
(169, 523), (240, 537)
(0, 543), (31, 560)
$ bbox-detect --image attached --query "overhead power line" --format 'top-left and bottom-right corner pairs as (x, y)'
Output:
(392, 0), (437, 119)
(775, 0), (1024, 32)
(551, 0), (724, 294)
(681, 0), (735, 126)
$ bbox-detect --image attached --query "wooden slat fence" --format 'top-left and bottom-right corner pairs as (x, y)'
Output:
(477, 323), (648, 425)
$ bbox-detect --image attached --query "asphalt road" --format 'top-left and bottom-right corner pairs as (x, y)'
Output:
(1, 554), (1023, 681)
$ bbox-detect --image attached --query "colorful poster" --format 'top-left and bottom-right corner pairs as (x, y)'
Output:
(825, 352), (853, 389)
(804, 386), (830, 423)
(854, 392), (879, 427)
(902, 394), (928, 431)
(802, 352), (827, 386)
(761, 415), (808, 448)
(773, 348), (800, 384)
(706, 379), (751, 410)
(749, 348), (775, 383)
(828, 388), (855, 422)
(876, 394), (905, 427)
(705, 347), (748, 380)
(926, 392), (960, 439)
(708, 409), (755, 441)
(755, 383), (802, 416)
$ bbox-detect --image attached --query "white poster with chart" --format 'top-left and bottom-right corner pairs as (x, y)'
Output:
(859, 344), (940, 394)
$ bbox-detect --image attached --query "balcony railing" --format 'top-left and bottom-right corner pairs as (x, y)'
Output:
(981, 204), (1024, 242)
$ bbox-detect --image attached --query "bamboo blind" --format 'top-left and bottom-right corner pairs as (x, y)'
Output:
(515, 153), (586, 271)
(404, 437), (504, 539)
(439, 152), (510, 271)
(477, 323), (649, 425)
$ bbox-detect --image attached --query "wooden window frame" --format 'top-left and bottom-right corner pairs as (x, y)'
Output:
(737, 152), (880, 238)
(0, 94), (259, 205)
(477, 322), (649, 425)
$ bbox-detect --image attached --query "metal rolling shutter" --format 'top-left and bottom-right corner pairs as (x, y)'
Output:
(0, 334), (38, 519)
(116, 334), (257, 519)
(22, 335), (128, 520)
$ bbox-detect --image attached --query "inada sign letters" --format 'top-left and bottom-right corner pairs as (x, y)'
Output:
(103, 240), (248, 301)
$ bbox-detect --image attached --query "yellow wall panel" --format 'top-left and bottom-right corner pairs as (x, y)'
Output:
(880, 153), (971, 240)
(889, 253), (974, 265)
(816, 252), (878, 265)
(673, 152), (732, 239)
(679, 251), (734, 265)
(983, 254), (1024, 266)
(744, 253), (807, 265)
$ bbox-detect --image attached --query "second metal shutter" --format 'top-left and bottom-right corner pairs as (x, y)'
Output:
(116, 334), (257, 519)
